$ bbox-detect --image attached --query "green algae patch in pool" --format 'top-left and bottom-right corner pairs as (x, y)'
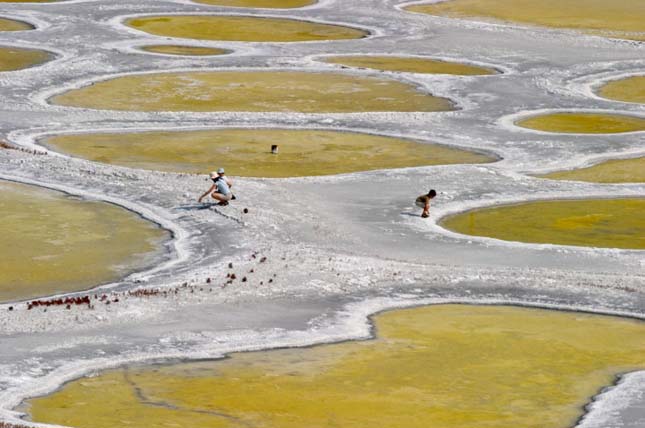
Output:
(49, 71), (454, 113)
(0, 181), (168, 302)
(193, 0), (315, 8)
(404, 0), (645, 42)
(124, 15), (367, 42)
(539, 157), (645, 184)
(324, 55), (498, 75)
(0, 46), (52, 72)
(516, 113), (645, 134)
(0, 17), (34, 31)
(441, 198), (645, 249)
(597, 76), (645, 104)
(25, 305), (645, 428)
(43, 129), (495, 177)
(140, 45), (229, 56)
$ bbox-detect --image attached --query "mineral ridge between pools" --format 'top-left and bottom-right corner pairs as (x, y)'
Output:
(25, 305), (645, 428)
(42, 129), (495, 177)
(539, 157), (645, 184)
(125, 15), (368, 42)
(0, 180), (169, 302)
(441, 198), (645, 250)
(192, 0), (316, 8)
(323, 56), (498, 75)
(49, 71), (454, 112)
(597, 76), (645, 105)
(515, 113), (645, 134)
(405, 0), (645, 41)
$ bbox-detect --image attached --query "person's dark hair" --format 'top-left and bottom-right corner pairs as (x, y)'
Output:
(428, 189), (437, 197)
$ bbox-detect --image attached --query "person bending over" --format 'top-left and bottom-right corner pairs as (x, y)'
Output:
(199, 169), (232, 206)
(416, 189), (436, 218)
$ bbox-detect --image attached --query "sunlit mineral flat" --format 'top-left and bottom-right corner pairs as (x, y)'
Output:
(49, 71), (455, 113)
(43, 129), (495, 177)
(441, 198), (645, 249)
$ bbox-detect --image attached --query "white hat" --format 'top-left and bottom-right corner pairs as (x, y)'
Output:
(209, 171), (218, 178)
(217, 167), (225, 174)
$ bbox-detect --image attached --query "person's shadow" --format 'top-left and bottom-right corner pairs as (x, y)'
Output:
(175, 202), (218, 211)
(400, 211), (424, 218)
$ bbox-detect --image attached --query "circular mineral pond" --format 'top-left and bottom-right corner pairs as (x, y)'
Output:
(42, 129), (495, 177)
(441, 198), (645, 249)
(515, 113), (645, 134)
(0, 46), (53, 72)
(0, 17), (34, 32)
(192, 0), (315, 8)
(0, 181), (168, 302)
(597, 76), (645, 104)
(405, 0), (645, 42)
(49, 71), (454, 113)
(539, 157), (645, 184)
(323, 56), (498, 75)
(140, 45), (229, 56)
(124, 15), (368, 42)
(24, 305), (645, 428)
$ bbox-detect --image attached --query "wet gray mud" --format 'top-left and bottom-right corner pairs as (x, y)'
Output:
(0, 0), (643, 427)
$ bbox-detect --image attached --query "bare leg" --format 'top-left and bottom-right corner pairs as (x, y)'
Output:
(210, 192), (231, 205)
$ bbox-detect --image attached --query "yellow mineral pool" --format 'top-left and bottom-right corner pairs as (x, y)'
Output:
(405, 0), (645, 42)
(0, 46), (53, 72)
(140, 45), (229, 56)
(441, 198), (645, 249)
(42, 129), (495, 177)
(24, 305), (645, 428)
(597, 76), (645, 105)
(516, 113), (645, 134)
(49, 71), (454, 113)
(540, 157), (645, 184)
(0, 181), (168, 302)
(323, 55), (498, 75)
(0, 17), (34, 31)
(124, 15), (367, 42)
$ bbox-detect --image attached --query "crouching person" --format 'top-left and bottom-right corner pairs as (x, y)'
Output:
(415, 189), (436, 218)
(199, 170), (232, 206)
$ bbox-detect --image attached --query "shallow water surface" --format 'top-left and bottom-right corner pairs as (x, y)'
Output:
(516, 113), (645, 134)
(193, 0), (315, 8)
(405, 0), (645, 41)
(50, 71), (454, 112)
(25, 305), (645, 428)
(441, 198), (645, 249)
(0, 181), (168, 302)
(324, 56), (497, 75)
(140, 45), (229, 56)
(125, 15), (367, 42)
(43, 129), (494, 177)
(0, 46), (52, 72)
(0, 17), (33, 32)
(597, 76), (645, 104)
(540, 157), (645, 184)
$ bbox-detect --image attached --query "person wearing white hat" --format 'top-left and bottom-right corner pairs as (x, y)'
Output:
(198, 168), (233, 206)
(216, 167), (233, 190)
